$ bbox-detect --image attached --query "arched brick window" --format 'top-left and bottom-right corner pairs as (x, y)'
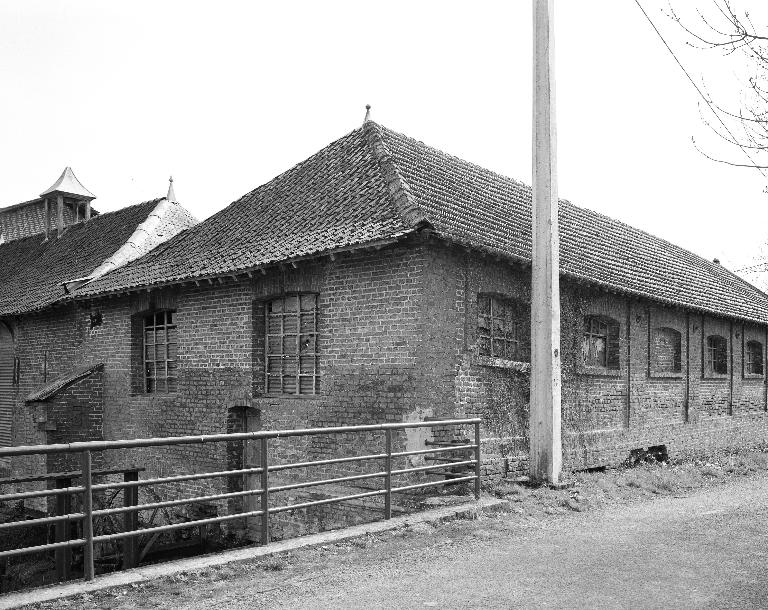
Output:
(746, 340), (764, 375)
(706, 335), (728, 375)
(582, 316), (620, 370)
(653, 327), (682, 373)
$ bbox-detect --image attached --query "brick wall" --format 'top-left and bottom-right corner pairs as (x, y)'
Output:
(6, 240), (439, 538)
(7, 235), (768, 538)
(422, 240), (768, 477)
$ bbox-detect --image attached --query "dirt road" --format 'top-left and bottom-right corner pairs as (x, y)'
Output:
(29, 472), (768, 609)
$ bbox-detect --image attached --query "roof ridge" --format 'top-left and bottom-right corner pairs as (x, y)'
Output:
(363, 120), (429, 229)
(69, 197), (196, 292)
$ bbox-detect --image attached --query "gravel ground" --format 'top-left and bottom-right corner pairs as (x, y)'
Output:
(22, 462), (768, 609)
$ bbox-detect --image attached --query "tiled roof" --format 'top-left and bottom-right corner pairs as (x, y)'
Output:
(77, 127), (413, 295)
(0, 199), (162, 316)
(77, 122), (768, 324)
(379, 126), (768, 323)
(25, 363), (103, 403)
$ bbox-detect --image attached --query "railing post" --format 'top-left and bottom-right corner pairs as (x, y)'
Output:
(122, 470), (139, 569)
(474, 422), (481, 500)
(259, 438), (270, 545)
(384, 428), (392, 520)
(54, 476), (72, 581)
(81, 451), (95, 581)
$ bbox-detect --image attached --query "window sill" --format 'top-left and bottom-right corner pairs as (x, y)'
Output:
(648, 371), (684, 380)
(260, 394), (321, 400)
(743, 372), (765, 380)
(702, 373), (729, 380)
(474, 355), (530, 372)
(579, 365), (621, 378)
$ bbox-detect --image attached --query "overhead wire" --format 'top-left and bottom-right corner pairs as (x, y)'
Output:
(633, 0), (768, 180)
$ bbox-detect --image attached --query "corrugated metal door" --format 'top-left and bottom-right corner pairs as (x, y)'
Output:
(0, 323), (13, 447)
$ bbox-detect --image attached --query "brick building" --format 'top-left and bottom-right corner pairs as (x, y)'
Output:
(4, 119), (768, 513)
(0, 170), (197, 472)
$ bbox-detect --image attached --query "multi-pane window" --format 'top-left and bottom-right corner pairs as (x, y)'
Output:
(582, 316), (620, 369)
(706, 335), (728, 375)
(144, 311), (178, 393)
(746, 340), (764, 375)
(653, 327), (682, 373)
(266, 294), (319, 395)
(477, 295), (529, 362)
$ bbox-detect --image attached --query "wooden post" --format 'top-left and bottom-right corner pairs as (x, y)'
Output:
(54, 477), (72, 581)
(384, 429), (392, 519)
(81, 451), (95, 581)
(56, 194), (64, 236)
(530, 0), (562, 485)
(122, 471), (139, 569)
(43, 198), (49, 239)
(85, 200), (91, 221)
(473, 421), (481, 499)
(259, 438), (270, 545)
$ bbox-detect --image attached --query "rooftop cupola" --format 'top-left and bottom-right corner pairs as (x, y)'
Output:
(39, 167), (96, 237)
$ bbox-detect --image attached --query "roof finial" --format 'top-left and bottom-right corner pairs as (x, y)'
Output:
(167, 176), (176, 203)
(364, 104), (371, 123)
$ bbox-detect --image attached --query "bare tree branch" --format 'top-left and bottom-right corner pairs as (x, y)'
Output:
(664, 1), (768, 172)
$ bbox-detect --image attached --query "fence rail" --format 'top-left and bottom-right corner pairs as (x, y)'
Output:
(0, 418), (481, 583)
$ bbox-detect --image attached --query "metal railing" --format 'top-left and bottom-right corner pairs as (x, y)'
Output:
(0, 418), (481, 583)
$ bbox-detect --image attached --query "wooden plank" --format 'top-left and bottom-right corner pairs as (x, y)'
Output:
(54, 477), (72, 581)
(0, 466), (144, 486)
(0, 323), (14, 447)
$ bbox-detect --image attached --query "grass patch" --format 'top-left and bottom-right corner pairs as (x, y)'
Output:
(488, 447), (768, 516)
(262, 558), (288, 572)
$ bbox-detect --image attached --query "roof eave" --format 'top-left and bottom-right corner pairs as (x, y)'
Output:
(71, 230), (419, 301)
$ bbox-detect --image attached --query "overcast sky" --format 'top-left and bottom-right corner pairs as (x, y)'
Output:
(1, 1), (766, 270)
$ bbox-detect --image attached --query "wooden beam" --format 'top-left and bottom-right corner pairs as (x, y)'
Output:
(529, 0), (562, 485)
(44, 198), (49, 239)
(56, 194), (64, 236)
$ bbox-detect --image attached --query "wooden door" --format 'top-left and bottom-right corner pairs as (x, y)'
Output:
(0, 323), (14, 447)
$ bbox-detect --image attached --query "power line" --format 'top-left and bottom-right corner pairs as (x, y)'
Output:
(633, 0), (768, 180)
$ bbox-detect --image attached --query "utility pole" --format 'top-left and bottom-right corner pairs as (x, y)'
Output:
(530, 0), (562, 485)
